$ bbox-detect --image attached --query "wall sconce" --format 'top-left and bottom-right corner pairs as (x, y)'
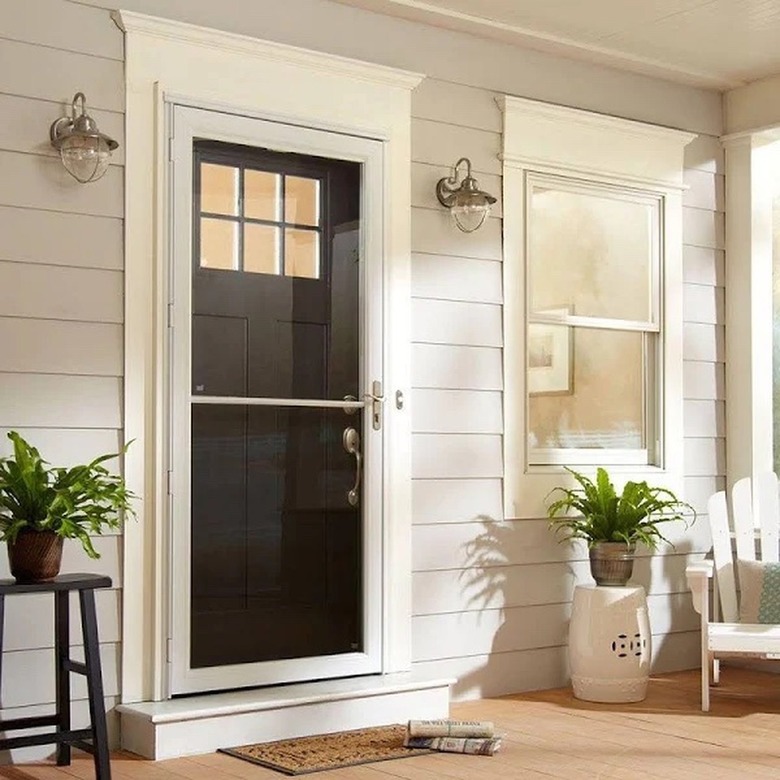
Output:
(436, 157), (496, 233)
(50, 92), (118, 183)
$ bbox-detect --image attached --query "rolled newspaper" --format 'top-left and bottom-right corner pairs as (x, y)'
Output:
(404, 735), (502, 756)
(407, 719), (495, 738)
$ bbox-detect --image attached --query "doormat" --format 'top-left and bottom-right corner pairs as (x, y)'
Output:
(219, 724), (432, 775)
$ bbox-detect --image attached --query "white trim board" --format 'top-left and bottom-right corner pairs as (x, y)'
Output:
(117, 9), (422, 707)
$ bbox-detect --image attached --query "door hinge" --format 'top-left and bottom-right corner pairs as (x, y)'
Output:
(168, 136), (174, 162)
(167, 302), (174, 328)
(166, 638), (173, 663)
(167, 470), (173, 495)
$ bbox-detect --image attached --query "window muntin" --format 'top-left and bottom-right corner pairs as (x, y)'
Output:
(526, 174), (661, 466)
(197, 160), (322, 279)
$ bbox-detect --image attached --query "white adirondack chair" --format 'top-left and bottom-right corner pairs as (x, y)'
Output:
(687, 472), (780, 711)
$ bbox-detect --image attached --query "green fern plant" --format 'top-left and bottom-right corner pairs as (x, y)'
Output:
(546, 467), (694, 550)
(0, 431), (135, 559)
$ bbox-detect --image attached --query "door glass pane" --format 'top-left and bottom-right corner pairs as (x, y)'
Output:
(193, 150), (358, 400)
(190, 404), (362, 668)
(245, 169), (280, 221)
(244, 224), (280, 275)
(286, 176), (320, 226)
(201, 163), (239, 216)
(200, 218), (238, 270)
(529, 184), (656, 322)
(285, 229), (320, 279)
(528, 327), (646, 452)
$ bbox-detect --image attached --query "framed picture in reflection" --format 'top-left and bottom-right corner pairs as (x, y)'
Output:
(528, 306), (573, 396)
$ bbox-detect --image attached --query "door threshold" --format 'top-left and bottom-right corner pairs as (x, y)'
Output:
(118, 672), (453, 759)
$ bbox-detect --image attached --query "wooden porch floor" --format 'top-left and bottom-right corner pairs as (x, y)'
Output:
(3, 668), (780, 779)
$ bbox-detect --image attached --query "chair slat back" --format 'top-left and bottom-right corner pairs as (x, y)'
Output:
(709, 490), (739, 623)
(755, 472), (780, 563)
(732, 477), (756, 562)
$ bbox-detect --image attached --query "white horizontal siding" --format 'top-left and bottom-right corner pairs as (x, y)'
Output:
(0, 38), (124, 112)
(412, 434), (503, 479)
(412, 118), (500, 175)
(412, 299), (502, 347)
(412, 519), (712, 573)
(0, 261), (123, 323)
(0, 206), (122, 270)
(0, 150), (123, 218)
(412, 344), (502, 391)
(0, 374), (122, 428)
(411, 389), (502, 434)
(1, 0), (123, 59)
(683, 245), (724, 286)
(2, 589), (121, 651)
(412, 478), (504, 525)
(413, 554), (702, 615)
(0, 428), (124, 466)
(1, 643), (119, 709)
(684, 360), (725, 400)
(0, 318), (123, 376)
(412, 253), (502, 303)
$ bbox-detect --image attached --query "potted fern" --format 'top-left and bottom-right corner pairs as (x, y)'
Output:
(0, 431), (135, 583)
(546, 467), (694, 585)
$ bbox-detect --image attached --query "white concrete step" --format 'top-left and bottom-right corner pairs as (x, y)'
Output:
(118, 672), (453, 759)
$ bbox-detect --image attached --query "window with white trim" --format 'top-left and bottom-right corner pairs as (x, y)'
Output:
(501, 96), (694, 517)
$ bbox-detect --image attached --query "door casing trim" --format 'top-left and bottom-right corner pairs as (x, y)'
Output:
(117, 9), (423, 703)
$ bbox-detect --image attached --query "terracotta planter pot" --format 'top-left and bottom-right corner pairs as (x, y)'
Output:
(7, 529), (64, 583)
(589, 542), (636, 586)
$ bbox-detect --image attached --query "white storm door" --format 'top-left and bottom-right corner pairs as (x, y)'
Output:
(168, 104), (384, 695)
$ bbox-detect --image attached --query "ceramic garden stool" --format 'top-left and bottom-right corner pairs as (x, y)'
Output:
(568, 583), (651, 703)
(0, 573), (112, 780)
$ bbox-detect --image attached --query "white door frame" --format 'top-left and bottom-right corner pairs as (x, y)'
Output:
(116, 10), (422, 703)
(169, 104), (384, 694)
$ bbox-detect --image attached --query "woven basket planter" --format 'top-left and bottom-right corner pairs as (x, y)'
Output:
(8, 529), (63, 583)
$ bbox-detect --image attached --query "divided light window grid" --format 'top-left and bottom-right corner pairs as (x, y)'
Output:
(526, 173), (663, 467)
(197, 160), (322, 279)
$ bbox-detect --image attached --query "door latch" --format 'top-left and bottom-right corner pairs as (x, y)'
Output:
(365, 380), (384, 431)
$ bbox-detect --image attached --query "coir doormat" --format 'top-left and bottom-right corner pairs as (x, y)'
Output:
(219, 724), (432, 775)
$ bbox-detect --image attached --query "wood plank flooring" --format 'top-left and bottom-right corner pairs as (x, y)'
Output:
(3, 668), (780, 780)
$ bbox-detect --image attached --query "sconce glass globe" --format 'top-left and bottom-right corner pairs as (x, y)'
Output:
(436, 157), (496, 233)
(50, 92), (118, 184)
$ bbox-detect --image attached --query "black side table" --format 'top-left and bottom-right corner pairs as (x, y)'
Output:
(0, 573), (112, 780)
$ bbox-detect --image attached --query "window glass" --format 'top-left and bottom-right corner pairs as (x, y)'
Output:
(529, 185), (656, 323)
(200, 218), (238, 270)
(528, 327), (646, 453)
(201, 163), (238, 216)
(285, 176), (320, 226)
(285, 229), (320, 279)
(244, 170), (280, 222)
(244, 224), (280, 275)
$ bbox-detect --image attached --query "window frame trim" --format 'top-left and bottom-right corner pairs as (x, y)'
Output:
(501, 95), (694, 519)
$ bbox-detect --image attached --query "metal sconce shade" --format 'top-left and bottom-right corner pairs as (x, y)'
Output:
(436, 157), (496, 233)
(50, 93), (118, 183)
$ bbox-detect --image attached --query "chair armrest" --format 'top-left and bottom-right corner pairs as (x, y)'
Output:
(686, 560), (713, 616)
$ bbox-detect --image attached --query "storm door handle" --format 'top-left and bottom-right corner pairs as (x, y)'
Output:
(342, 427), (362, 507)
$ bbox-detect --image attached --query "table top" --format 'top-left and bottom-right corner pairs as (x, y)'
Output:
(0, 573), (112, 595)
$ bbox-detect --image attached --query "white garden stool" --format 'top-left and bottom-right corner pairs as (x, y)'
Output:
(569, 584), (651, 703)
